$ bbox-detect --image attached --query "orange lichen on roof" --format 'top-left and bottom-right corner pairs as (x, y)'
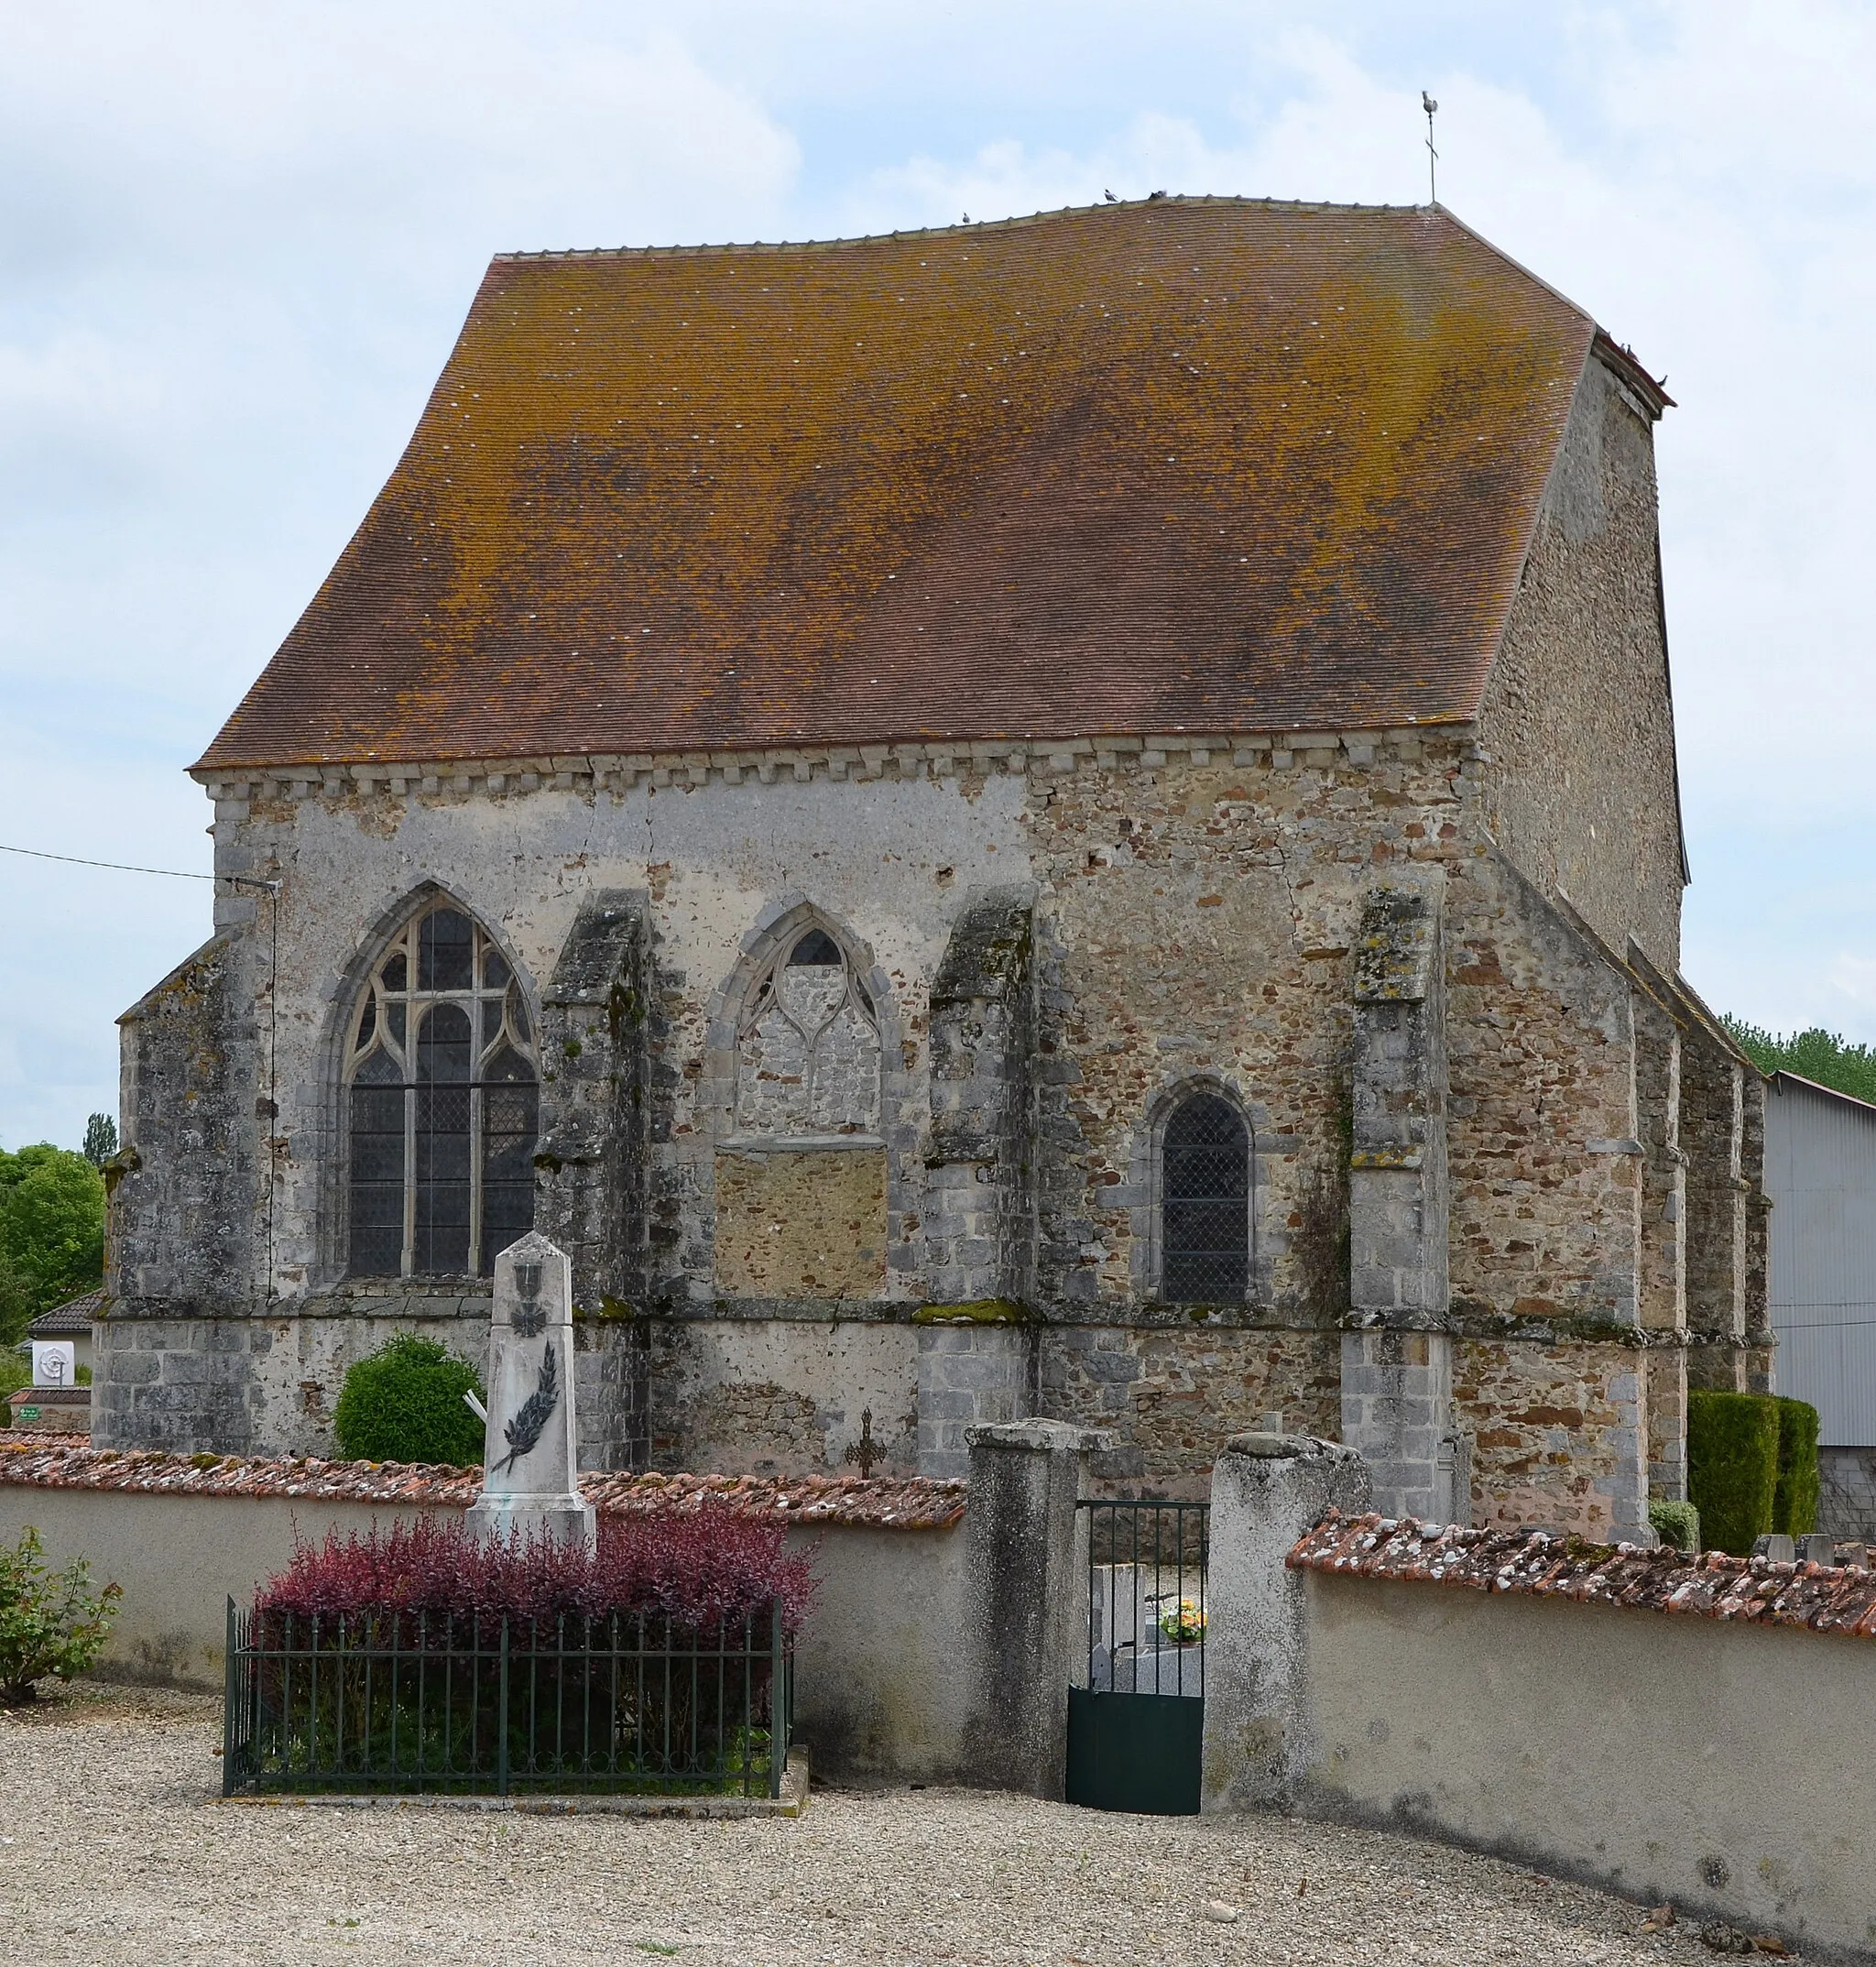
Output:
(197, 199), (1611, 771)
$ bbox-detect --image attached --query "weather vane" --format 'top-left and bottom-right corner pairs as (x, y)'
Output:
(1423, 91), (1439, 205)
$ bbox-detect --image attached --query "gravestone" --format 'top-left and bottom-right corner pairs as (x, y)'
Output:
(464, 1233), (596, 1550)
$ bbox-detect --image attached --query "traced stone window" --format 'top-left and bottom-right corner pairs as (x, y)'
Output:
(735, 923), (881, 1136)
(345, 903), (538, 1278)
(1161, 1092), (1250, 1303)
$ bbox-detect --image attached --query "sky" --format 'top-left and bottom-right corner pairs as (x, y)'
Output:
(4, 0), (1875, 1150)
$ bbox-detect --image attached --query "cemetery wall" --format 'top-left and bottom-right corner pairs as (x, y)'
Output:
(1201, 1438), (1876, 1964)
(0, 1450), (970, 1779)
(1302, 1572), (1874, 1961)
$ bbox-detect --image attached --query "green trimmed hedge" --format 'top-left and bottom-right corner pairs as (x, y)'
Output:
(332, 1333), (486, 1469)
(1687, 1390), (1781, 1557)
(1772, 1396), (1821, 1539)
(1648, 1498), (1701, 1553)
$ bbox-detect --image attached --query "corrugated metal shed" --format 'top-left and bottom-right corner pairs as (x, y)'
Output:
(1766, 1072), (1876, 1445)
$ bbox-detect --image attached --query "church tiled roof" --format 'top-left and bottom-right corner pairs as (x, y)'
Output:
(197, 199), (1650, 772)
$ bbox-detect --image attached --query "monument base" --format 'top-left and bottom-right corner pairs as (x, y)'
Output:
(464, 1492), (597, 1551)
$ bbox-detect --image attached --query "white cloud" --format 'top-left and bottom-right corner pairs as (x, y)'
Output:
(6, 1), (1876, 1142)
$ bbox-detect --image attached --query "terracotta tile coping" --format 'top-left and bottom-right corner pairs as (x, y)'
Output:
(0, 1441), (965, 1531)
(1288, 1511), (1876, 1640)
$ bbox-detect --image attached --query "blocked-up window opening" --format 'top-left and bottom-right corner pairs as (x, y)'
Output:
(735, 922), (881, 1136)
(344, 904), (539, 1278)
(1162, 1093), (1249, 1303)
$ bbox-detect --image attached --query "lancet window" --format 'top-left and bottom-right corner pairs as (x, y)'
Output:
(734, 923), (882, 1137)
(344, 903), (538, 1278)
(1160, 1090), (1250, 1303)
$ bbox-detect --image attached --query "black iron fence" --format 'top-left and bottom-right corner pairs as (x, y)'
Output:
(223, 1598), (791, 1798)
(1080, 1498), (1209, 1698)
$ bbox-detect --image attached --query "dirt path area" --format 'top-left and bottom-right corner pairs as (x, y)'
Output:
(0, 1683), (1729, 1965)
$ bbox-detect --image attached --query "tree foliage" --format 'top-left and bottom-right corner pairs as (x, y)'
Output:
(0, 1146), (105, 1345)
(82, 1114), (117, 1168)
(1723, 1016), (1876, 1106)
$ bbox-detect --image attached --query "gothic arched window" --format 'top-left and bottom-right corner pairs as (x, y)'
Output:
(735, 923), (881, 1136)
(345, 903), (538, 1278)
(1161, 1091), (1250, 1303)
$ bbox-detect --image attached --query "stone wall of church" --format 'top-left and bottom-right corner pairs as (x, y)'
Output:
(644, 1311), (919, 1477)
(1476, 352), (1685, 978)
(1017, 732), (1476, 1321)
(1455, 1335), (1647, 1537)
(98, 929), (271, 1452)
(1443, 853), (1644, 1330)
(100, 722), (1761, 1523)
(1040, 1322), (1343, 1501)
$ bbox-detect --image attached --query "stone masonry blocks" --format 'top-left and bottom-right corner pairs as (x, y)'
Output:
(917, 1320), (1031, 1479)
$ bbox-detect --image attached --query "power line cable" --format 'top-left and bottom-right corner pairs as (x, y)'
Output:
(0, 841), (276, 889)
(4, 836), (283, 1284)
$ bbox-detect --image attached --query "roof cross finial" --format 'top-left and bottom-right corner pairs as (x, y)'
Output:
(1422, 92), (1439, 206)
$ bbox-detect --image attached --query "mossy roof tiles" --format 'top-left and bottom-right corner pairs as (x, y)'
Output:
(0, 1444), (965, 1530)
(198, 199), (1624, 771)
(1289, 1511), (1876, 1640)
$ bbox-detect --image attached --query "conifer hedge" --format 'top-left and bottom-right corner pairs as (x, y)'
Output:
(1772, 1395), (1822, 1539)
(1686, 1390), (1781, 1556)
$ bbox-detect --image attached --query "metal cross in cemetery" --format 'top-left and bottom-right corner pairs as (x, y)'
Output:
(844, 1408), (881, 1477)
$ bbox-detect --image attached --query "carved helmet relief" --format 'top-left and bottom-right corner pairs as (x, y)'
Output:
(735, 922), (881, 1135)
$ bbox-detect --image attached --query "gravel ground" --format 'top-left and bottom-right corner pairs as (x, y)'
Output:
(0, 1683), (1734, 1966)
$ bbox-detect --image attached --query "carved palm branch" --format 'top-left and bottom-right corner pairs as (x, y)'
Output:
(493, 1340), (560, 1475)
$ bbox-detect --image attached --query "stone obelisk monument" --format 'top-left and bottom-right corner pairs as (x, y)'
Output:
(465, 1232), (596, 1550)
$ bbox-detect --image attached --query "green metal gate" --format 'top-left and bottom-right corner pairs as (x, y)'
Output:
(1065, 1499), (1207, 1816)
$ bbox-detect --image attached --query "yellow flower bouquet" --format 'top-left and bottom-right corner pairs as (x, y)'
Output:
(1158, 1595), (1206, 1645)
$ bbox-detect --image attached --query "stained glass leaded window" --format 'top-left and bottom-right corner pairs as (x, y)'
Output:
(345, 905), (538, 1278)
(1161, 1092), (1249, 1303)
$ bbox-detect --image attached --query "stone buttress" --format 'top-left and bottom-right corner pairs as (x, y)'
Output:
(1339, 881), (1465, 1524)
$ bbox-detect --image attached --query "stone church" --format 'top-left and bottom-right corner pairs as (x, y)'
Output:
(102, 197), (1771, 1538)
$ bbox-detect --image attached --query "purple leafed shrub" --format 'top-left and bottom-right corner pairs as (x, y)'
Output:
(255, 1509), (818, 1645)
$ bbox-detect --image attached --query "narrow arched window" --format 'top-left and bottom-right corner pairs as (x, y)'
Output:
(345, 903), (538, 1278)
(735, 922), (881, 1136)
(1161, 1092), (1249, 1303)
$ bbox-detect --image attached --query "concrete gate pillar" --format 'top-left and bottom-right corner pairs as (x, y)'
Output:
(959, 1418), (1109, 1798)
(1200, 1432), (1371, 1813)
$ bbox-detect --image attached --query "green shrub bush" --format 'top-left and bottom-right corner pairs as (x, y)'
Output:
(0, 1525), (122, 1703)
(1772, 1396), (1822, 1539)
(332, 1333), (486, 1468)
(1687, 1390), (1781, 1556)
(1648, 1498), (1701, 1553)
